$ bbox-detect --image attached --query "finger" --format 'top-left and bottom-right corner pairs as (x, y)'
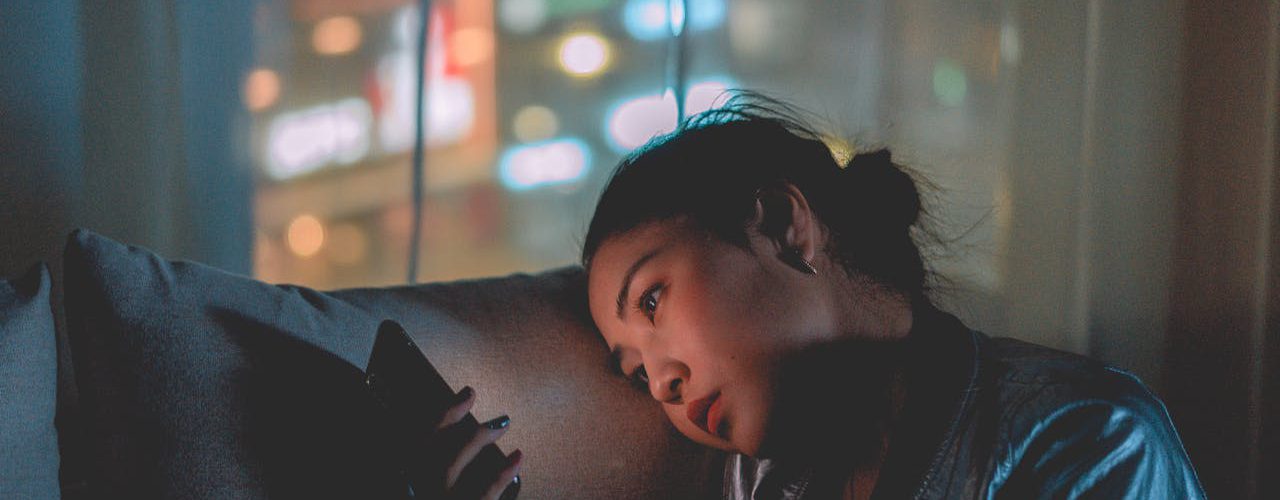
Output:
(436, 387), (475, 431)
(479, 450), (523, 500)
(445, 415), (511, 489)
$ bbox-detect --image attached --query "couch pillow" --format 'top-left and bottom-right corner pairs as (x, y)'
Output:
(0, 263), (60, 499)
(63, 230), (410, 499)
(62, 229), (715, 499)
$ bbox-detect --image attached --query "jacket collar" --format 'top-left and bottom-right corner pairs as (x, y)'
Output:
(722, 306), (982, 500)
(875, 306), (981, 499)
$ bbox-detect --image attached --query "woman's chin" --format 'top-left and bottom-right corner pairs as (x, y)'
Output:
(719, 423), (766, 457)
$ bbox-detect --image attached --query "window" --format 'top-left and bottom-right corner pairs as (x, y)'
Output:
(248, 0), (1010, 317)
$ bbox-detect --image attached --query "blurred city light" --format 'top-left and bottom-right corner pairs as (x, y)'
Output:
(932, 59), (968, 107)
(669, 0), (686, 36)
(691, 0), (726, 30)
(376, 5), (476, 153)
(498, 137), (591, 191)
(450, 28), (495, 67)
(558, 32), (611, 77)
(391, 5), (417, 46)
(499, 0), (548, 34)
(623, 0), (669, 41)
(1000, 23), (1021, 65)
(606, 89), (678, 152)
(243, 68), (281, 112)
(286, 215), (326, 258)
(265, 98), (373, 180)
(376, 53), (475, 152)
(606, 79), (734, 152)
(312, 16), (363, 56)
(512, 105), (560, 142)
(683, 77), (737, 117)
(623, 0), (726, 41)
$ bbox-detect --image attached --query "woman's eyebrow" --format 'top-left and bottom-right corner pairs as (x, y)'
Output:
(615, 248), (662, 320)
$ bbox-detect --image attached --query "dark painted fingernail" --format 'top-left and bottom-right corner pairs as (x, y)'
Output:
(483, 415), (511, 430)
(456, 386), (473, 402)
(500, 475), (521, 500)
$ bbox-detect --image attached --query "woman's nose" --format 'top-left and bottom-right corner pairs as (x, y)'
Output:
(648, 360), (689, 404)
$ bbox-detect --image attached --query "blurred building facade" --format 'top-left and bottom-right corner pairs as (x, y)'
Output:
(1, 1), (1276, 498)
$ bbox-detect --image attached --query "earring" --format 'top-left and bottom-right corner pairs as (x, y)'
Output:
(780, 248), (818, 276)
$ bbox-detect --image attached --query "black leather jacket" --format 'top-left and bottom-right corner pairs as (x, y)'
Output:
(723, 308), (1205, 499)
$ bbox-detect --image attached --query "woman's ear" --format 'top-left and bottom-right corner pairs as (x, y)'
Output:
(751, 183), (818, 263)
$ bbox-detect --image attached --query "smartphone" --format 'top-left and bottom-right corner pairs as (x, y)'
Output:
(365, 320), (520, 500)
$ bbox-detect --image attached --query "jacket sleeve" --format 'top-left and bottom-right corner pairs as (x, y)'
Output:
(989, 375), (1206, 499)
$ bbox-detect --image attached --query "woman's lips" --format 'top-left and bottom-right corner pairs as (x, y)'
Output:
(706, 396), (725, 437)
(686, 392), (724, 438)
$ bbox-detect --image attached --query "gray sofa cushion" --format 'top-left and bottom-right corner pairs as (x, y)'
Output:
(0, 263), (60, 499)
(63, 229), (408, 499)
(62, 229), (715, 499)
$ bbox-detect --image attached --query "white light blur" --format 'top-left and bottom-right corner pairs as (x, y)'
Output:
(605, 79), (735, 153)
(377, 7), (475, 154)
(668, 0), (686, 36)
(498, 138), (591, 191)
(499, 0), (548, 34)
(558, 32), (611, 77)
(1000, 23), (1021, 65)
(606, 89), (679, 152)
(684, 78), (737, 117)
(266, 98), (373, 180)
(392, 6), (417, 47)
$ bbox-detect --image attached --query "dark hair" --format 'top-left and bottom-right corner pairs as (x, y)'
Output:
(581, 93), (934, 303)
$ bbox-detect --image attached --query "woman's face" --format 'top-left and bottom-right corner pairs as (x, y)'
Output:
(587, 217), (838, 457)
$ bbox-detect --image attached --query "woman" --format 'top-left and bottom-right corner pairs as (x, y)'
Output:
(429, 96), (1205, 499)
(578, 96), (1204, 499)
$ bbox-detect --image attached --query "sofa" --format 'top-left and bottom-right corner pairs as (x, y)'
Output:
(0, 230), (722, 499)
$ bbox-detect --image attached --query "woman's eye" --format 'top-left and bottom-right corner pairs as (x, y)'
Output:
(638, 284), (663, 319)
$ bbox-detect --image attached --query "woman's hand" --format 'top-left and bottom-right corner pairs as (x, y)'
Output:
(415, 386), (523, 499)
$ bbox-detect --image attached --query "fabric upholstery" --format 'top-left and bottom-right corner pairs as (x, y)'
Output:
(63, 229), (406, 499)
(334, 269), (719, 499)
(0, 263), (61, 499)
(62, 229), (715, 499)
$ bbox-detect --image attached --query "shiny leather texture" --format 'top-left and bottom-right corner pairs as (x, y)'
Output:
(723, 308), (1206, 499)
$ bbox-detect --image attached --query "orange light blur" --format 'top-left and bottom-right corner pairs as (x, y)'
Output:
(244, 68), (281, 112)
(286, 215), (326, 257)
(449, 27), (495, 67)
(312, 16), (363, 56)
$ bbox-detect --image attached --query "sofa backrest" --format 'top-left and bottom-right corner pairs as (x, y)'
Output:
(335, 268), (719, 499)
(59, 229), (718, 499)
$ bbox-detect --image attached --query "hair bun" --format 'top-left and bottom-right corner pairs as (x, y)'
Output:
(843, 148), (921, 230)
(846, 148), (893, 170)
